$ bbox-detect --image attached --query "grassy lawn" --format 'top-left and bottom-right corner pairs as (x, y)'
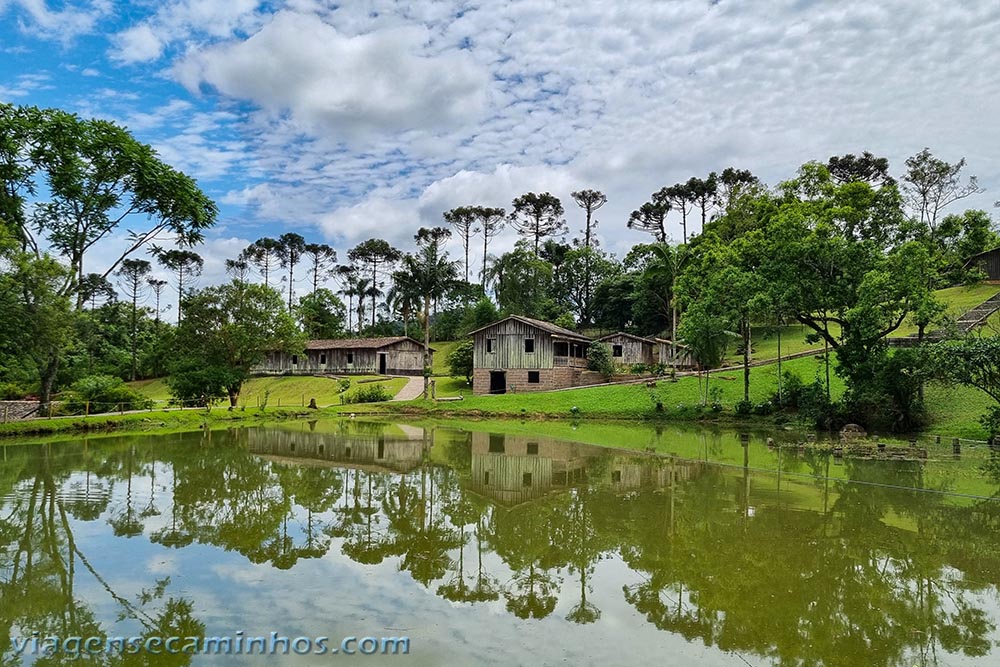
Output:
(895, 283), (1000, 336)
(130, 374), (407, 409)
(430, 340), (461, 375)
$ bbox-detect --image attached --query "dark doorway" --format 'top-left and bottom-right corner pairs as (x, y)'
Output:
(489, 371), (506, 394)
(379, 353), (387, 374)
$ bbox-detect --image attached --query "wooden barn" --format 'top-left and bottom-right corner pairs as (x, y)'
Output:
(469, 315), (592, 395)
(255, 336), (431, 376)
(654, 338), (697, 370)
(469, 432), (593, 505)
(596, 332), (656, 366)
(965, 247), (1000, 281)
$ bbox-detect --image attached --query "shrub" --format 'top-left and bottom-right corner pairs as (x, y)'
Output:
(61, 375), (154, 414)
(341, 383), (392, 404)
(629, 363), (649, 375)
(753, 400), (775, 416)
(586, 342), (615, 379)
(0, 382), (27, 400)
(337, 377), (352, 393)
(734, 399), (753, 416)
(447, 339), (474, 381)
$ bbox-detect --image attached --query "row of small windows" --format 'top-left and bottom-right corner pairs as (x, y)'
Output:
(291, 352), (352, 366)
(483, 338), (587, 358)
(482, 472), (534, 487)
(487, 437), (539, 455)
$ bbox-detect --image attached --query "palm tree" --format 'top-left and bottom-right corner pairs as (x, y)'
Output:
(397, 228), (460, 397)
(386, 271), (422, 337)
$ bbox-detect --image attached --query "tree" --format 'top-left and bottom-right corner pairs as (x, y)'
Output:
(447, 339), (474, 382)
(243, 237), (282, 288)
(586, 342), (614, 379)
(827, 152), (893, 187)
(336, 264), (361, 334)
(147, 278), (168, 323)
(225, 257), (251, 284)
(303, 243), (338, 294)
(169, 281), (302, 406)
(571, 189), (606, 251)
(397, 227), (460, 397)
(153, 248), (202, 322)
(474, 206), (505, 290)
(115, 258), (151, 381)
(487, 242), (556, 319)
(686, 174), (718, 234)
(552, 246), (620, 324)
(3, 104), (215, 307)
(627, 198), (669, 243)
(658, 183), (694, 243)
(297, 288), (347, 339)
(714, 167), (759, 214)
(509, 193), (566, 256)
(902, 148), (983, 234)
(277, 232), (306, 311)
(677, 300), (734, 405)
(348, 239), (401, 328)
(443, 206), (479, 283)
(0, 250), (74, 409)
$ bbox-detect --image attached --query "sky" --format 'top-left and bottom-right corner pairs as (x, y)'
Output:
(1, 0), (998, 304)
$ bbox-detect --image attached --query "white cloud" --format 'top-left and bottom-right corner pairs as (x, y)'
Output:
(2, 0), (110, 42)
(173, 11), (489, 139)
(111, 24), (163, 64)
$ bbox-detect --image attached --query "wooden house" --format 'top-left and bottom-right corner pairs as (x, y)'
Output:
(595, 332), (656, 367)
(255, 336), (431, 376)
(469, 315), (592, 394)
(468, 432), (593, 505)
(246, 424), (427, 473)
(965, 247), (1000, 281)
(654, 338), (697, 370)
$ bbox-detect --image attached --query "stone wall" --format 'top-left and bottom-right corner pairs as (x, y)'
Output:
(0, 401), (42, 421)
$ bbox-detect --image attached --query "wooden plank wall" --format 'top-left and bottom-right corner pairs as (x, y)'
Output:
(474, 319), (554, 369)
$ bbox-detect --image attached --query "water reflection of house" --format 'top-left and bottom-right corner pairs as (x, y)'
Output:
(470, 432), (704, 506)
(470, 432), (593, 505)
(247, 427), (427, 473)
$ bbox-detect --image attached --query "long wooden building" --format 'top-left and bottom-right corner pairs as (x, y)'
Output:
(255, 336), (432, 376)
(965, 247), (1000, 281)
(596, 332), (657, 366)
(469, 315), (593, 394)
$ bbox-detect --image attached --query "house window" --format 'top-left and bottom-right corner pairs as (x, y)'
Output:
(486, 338), (495, 353)
(612, 470), (622, 483)
(528, 371), (540, 384)
(345, 447), (352, 459)
(320, 353), (327, 365)
(523, 473), (533, 487)
(347, 352), (354, 364)
(527, 442), (538, 455)
(613, 345), (623, 357)
(291, 355), (298, 365)
(524, 338), (535, 353)
(554, 342), (568, 356)
(484, 471), (491, 486)
(489, 434), (505, 453)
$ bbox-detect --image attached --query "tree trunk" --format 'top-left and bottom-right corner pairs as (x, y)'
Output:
(743, 317), (751, 403)
(38, 353), (59, 413)
(777, 326), (783, 403)
(371, 262), (378, 329)
(422, 295), (431, 399)
(681, 209), (688, 244)
(482, 234), (489, 291)
(228, 384), (241, 407)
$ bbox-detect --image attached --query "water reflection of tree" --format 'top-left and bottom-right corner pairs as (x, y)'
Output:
(0, 445), (203, 666)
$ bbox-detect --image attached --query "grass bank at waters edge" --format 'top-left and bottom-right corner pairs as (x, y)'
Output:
(130, 374), (407, 408)
(369, 355), (996, 440)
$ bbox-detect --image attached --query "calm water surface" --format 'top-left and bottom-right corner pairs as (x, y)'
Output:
(1, 419), (999, 666)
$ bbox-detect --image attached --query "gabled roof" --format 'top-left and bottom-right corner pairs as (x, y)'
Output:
(304, 336), (435, 351)
(653, 337), (691, 350)
(596, 332), (657, 345)
(466, 315), (591, 341)
(964, 246), (1000, 266)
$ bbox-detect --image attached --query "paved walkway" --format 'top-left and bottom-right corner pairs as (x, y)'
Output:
(392, 376), (427, 401)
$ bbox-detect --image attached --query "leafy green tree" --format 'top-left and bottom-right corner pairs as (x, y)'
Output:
(627, 197), (669, 243)
(552, 246), (620, 324)
(277, 232), (307, 311)
(243, 237), (282, 288)
(297, 288), (347, 339)
(116, 258), (151, 381)
(902, 148), (982, 235)
(678, 299), (734, 405)
(473, 206), (505, 289)
(168, 281), (302, 406)
(926, 336), (1000, 436)
(443, 206), (479, 283)
(586, 342), (615, 379)
(509, 192), (566, 256)
(153, 248), (202, 322)
(686, 173), (718, 233)
(459, 297), (500, 335)
(348, 239), (402, 328)
(487, 242), (556, 319)
(397, 228), (460, 397)
(303, 242), (338, 294)
(0, 249), (74, 408)
(447, 339), (474, 381)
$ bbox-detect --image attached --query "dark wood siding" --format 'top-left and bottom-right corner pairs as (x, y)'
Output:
(968, 248), (1000, 281)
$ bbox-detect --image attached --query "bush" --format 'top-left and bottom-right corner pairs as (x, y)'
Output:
(61, 375), (154, 414)
(629, 363), (649, 375)
(337, 377), (352, 393)
(773, 371), (805, 408)
(734, 399), (753, 416)
(0, 382), (27, 400)
(341, 383), (392, 404)
(586, 342), (615, 379)
(753, 400), (775, 416)
(447, 339), (474, 381)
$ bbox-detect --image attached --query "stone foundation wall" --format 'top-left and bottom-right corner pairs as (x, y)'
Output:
(0, 401), (42, 421)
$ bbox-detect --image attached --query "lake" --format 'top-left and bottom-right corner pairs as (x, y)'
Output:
(1, 419), (999, 666)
